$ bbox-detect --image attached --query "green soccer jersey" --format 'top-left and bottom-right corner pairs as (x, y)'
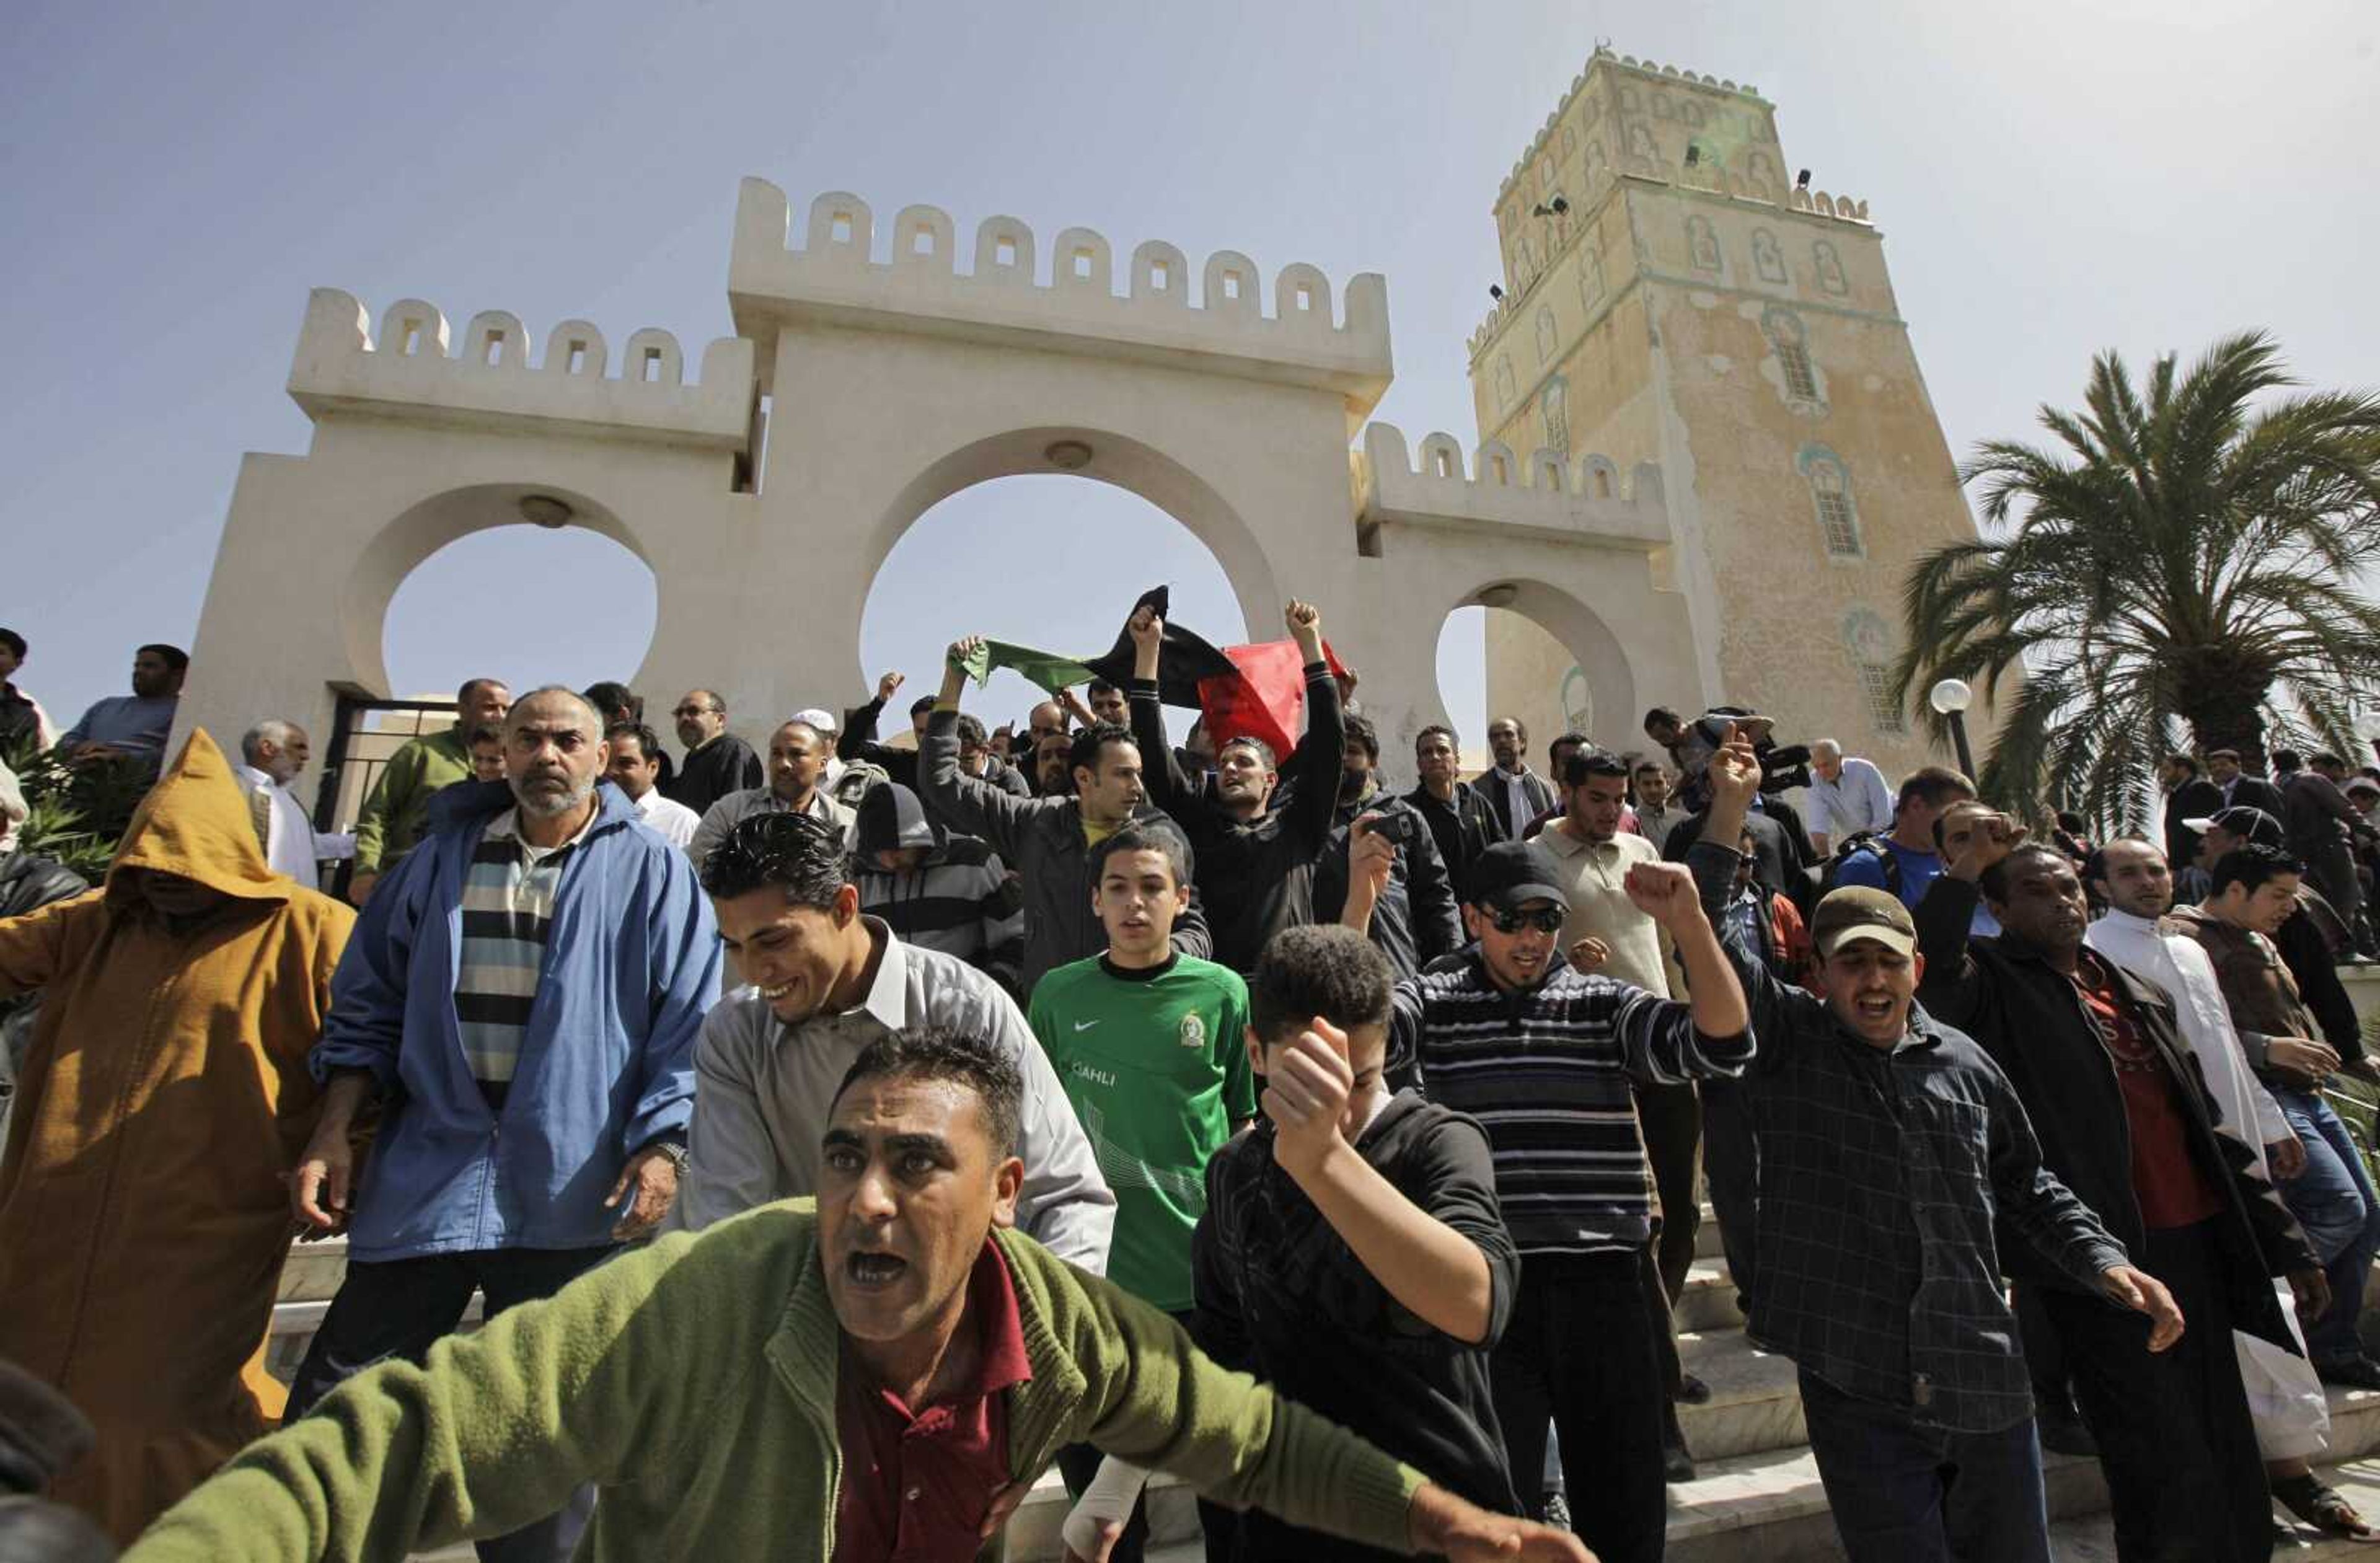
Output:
(1028, 953), (1256, 1311)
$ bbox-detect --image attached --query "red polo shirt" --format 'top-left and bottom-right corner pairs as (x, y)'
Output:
(834, 1240), (1034, 1563)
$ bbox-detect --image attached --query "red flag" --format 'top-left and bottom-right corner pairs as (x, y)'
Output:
(1196, 640), (1352, 759)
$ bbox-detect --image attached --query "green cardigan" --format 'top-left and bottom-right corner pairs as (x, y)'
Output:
(125, 1202), (1427, 1561)
(351, 723), (471, 872)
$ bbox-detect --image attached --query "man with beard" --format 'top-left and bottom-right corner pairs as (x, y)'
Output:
(283, 687), (720, 1563)
(234, 720), (355, 891)
(1128, 600), (1345, 973)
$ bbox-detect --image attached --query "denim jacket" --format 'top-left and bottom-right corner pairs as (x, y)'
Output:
(314, 780), (720, 1260)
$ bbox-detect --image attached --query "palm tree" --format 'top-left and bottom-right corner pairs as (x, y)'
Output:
(1893, 331), (2380, 830)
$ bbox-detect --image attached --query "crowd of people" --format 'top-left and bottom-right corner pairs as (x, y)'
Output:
(1, 607), (2379, 1563)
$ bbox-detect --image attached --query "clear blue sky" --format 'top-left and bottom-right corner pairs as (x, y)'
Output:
(8, 1), (2375, 746)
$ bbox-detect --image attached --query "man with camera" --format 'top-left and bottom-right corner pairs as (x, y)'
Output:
(1314, 713), (1461, 981)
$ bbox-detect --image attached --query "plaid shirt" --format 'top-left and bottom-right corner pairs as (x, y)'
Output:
(1685, 840), (2128, 1432)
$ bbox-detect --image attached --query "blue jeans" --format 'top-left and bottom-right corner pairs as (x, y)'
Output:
(2272, 1085), (2380, 1364)
(1797, 1370), (2050, 1563)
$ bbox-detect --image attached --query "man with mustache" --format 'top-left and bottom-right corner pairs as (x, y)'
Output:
(126, 1028), (1593, 1563)
(282, 687), (720, 1563)
(1915, 817), (2325, 1562)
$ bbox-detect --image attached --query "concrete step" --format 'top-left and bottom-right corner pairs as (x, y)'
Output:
(276, 1235), (346, 1304)
(1677, 1327), (1803, 1463)
(1666, 1387), (2380, 1562)
(1677, 1257), (1747, 1335)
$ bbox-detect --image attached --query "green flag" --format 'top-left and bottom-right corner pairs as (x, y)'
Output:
(951, 640), (1096, 695)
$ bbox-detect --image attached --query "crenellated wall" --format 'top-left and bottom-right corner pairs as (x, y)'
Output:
(728, 180), (1393, 421)
(288, 288), (755, 452)
(1353, 423), (1668, 551)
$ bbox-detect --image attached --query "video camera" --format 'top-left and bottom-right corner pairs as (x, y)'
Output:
(1673, 706), (1812, 811)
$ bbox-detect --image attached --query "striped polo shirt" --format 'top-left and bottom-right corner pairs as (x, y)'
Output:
(456, 806), (594, 1088)
(1388, 953), (1752, 1255)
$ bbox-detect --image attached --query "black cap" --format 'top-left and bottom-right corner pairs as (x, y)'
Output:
(1465, 840), (1568, 912)
(2183, 804), (2283, 848)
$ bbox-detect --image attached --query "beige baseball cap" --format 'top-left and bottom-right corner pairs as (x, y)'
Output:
(1811, 886), (1918, 959)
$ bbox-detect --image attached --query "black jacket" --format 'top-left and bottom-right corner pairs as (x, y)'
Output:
(0, 852), (87, 922)
(1130, 665), (1342, 974)
(1665, 803), (1818, 915)
(1913, 874), (2315, 1349)
(1476, 767), (1555, 839)
(1194, 1091), (1520, 1556)
(1314, 788), (1463, 981)
(1404, 782), (1506, 902)
(664, 733), (764, 815)
(2162, 777), (2224, 870)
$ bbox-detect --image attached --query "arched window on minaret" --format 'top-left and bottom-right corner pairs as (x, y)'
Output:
(1541, 377), (1571, 458)
(1494, 354), (1517, 411)
(1763, 306), (1822, 405)
(1841, 609), (1906, 733)
(1686, 216), (1721, 272)
(1535, 306), (1559, 367)
(1798, 446), (1864, 558)
(1580, 245), (1605, 310)
(1814, 241), (1849, 296)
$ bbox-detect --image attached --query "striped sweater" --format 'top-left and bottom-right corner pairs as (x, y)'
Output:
(1388, 953), (1752, 1254)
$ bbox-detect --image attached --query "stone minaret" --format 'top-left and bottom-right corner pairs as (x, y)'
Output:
(1468, 47), (1985, 776)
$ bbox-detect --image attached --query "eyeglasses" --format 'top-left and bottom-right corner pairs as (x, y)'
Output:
(1487, 907), (1564, 935)
(671, 705), (715, 719)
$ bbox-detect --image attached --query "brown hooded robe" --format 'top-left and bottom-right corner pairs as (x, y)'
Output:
(0, 729), (353, 1541)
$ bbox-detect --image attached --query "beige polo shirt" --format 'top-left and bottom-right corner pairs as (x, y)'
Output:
(1536, 822), (1685, 998)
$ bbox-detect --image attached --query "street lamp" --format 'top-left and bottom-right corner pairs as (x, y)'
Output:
(1929, 677), (1975, 778)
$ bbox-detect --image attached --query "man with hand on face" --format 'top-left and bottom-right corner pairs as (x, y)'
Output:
(1130, 600), (1344, 975)
(1389, 837), (1751, 1563)
(1029, 824), (1254, 1563)
(284, 688), (718, 1563)
(1186, 925), (1523, 1563)
(1915, 806), (2325, 1563)
(128, 1029), (1596, 1563)
(668, 811), (1111, 1266)
(687, 717), (856, 868)
(1688, 729), (2179, 1562)
(603, 722), (699, 850)
(924, 637), (1209, 992)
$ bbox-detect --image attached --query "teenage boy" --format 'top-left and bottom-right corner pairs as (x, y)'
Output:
(1030, 823), (1256, 1563)
(1689, 728), (2180, 1562)
(1189, 923), (1522, 1562)
(1390, 837), (1752, 1563)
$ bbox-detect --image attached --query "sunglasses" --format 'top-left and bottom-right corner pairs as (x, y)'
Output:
(1486, 907), (1564, 935)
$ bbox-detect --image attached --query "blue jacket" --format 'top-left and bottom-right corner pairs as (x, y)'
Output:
(315, 780), (720, 1261)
